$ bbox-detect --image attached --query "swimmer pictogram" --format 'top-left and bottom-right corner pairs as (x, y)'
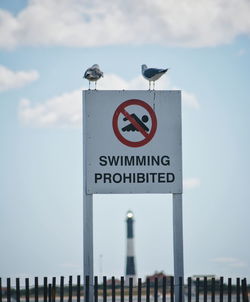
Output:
(112, 99), (157, 148)
(122, 114), (149, 132)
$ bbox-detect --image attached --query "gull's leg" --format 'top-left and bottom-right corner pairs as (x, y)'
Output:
(148, 81), (150, 90)
(153, 81), (155, 90)
(95, 81), (97, 90)
(88, 81), (90, 90)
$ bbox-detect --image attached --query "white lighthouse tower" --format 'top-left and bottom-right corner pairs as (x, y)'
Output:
(125, 210), (136, 284)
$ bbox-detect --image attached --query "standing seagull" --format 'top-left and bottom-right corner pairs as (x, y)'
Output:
(84, 64), (104, 90)
(141, 64), (168, 90)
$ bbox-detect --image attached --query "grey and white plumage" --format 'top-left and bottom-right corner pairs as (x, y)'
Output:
(84, 64), (103, 89)
(141, 64), (168, 90)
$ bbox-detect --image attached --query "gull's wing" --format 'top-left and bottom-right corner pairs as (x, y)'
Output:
(143, 68), (167, 79)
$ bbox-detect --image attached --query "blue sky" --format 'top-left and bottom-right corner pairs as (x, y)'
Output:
(0, 0), (250, 283)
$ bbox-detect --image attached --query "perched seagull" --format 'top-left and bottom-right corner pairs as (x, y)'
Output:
(84, 64), (104, 90)
(141, 64), (169, 90)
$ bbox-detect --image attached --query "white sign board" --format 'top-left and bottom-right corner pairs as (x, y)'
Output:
(83, 90), (182, 194)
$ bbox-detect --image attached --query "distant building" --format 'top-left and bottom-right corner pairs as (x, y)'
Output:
(125, 210), (136, 284)
(145, 271), (173, 286)
(106, 278), (121, 286)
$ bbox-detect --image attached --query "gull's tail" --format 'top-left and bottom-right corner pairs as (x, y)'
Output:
(161, 68), (168, 73)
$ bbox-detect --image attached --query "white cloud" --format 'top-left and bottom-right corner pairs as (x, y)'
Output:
(19, 73), (199, 127)
(1, 0), (250, 49)
(0, 65), (39, 91)
(211, 257), (247, 268)
(19, 90), (82, 127)
(183, 177), (201, 189)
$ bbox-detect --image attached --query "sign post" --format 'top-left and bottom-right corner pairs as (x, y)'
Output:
(83, 90), (184, 302)
(173, 193), (184, 302)
(83, 97), (94, 300)
(83, 194), (93, 298)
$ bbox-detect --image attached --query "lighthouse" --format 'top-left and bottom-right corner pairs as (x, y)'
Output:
(125, 210), (136, 284)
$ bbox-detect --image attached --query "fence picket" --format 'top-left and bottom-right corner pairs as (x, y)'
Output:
(7, 278), (11, 302)
(204, 277), (207, 302)
(129, 278), (133, 302)
(242, 278), (249, 302)
(146, 278), (150, 302)
(52, 277), (56, 302)
(48, 283), (52, 302)
(187, 277), (192, 302)
(220, 277), (224, 302)
(179, 277), (183, 302)
(25, 278), (30, 302)
(77, 275), (81, 302)
(154, 277), (158, 302)
(162, 276), (166, 302)
(68, 276), (73, 302)
(112, 277), (115, 302)
(16, 278), (20, 302)
(85, 276), (90, 302)
(60, 276), (64, 302)
(211, 278), (215, 302)
(103, 276), (107, 302)
(94, 276), (98, 302)
(170, 277), (174, 302)
(228, 278), (232, 302)
(236, 278), (241, 302)
(138, 278), (142, 302)
(44, 277), (48, 302)
(195, 278), (200, 302)
(120, 277), (124, 302)
(35, 277), (39, 302)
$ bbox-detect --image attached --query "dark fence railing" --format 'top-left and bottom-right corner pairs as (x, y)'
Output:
(0, 276), (248, 302)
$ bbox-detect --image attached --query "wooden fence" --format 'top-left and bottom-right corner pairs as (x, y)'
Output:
(0, 276), (249, 302)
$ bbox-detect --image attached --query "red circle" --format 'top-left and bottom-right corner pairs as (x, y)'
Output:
(112, 99), (157, 147)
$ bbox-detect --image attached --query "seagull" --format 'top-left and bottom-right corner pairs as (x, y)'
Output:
(141, 64), (169, 90)
(84, 64), (104, 90)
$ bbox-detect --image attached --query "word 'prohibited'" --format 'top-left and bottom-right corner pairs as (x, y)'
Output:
(83, 90), (182, 194)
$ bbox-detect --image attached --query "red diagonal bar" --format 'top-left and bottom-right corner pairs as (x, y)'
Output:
(121, 108), (149, 139)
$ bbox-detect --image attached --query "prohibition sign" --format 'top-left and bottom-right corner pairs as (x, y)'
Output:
(112, 99), (157, 147)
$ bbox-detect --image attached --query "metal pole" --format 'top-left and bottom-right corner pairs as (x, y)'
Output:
(83, 92), (94, 302)
(83, 194), (94, 301)
(173, 193), (184, 302)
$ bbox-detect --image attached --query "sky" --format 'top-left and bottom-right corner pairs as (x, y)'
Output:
(0, 0), (250, 285)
